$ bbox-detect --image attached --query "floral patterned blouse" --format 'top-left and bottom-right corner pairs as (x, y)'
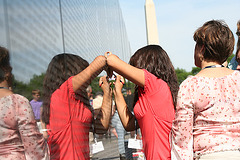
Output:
(171, 71), (240, 160)
(0, 94), (49, 160)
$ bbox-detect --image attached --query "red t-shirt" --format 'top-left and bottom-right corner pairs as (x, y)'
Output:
(134, 70), (175, 160)
(47, 77), (92, 160)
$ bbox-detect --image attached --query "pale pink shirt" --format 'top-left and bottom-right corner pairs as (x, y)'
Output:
(0, 94), (49, 160)
(171, 71), (240, 160)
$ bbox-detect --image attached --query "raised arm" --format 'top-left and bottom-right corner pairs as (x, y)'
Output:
(113, 75), (137, 131)
(106, 53), (145, 88)
(94, 76), (112, 134)
(72, 55), (107, 92)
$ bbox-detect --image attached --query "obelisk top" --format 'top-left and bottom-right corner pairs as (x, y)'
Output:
(145, 0), (159, 45)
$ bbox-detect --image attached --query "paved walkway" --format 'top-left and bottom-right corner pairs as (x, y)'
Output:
(91, 134), (135, 160)
(91, 137), (120, 160)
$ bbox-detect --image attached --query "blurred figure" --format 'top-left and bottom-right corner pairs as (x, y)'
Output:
(0, 46), (49, 159)
(236, 48), (240, 70)
(228, 20), (240, 70)
(111, 101), (127, 160)
(171, 20), (240, 159)
(42, 53), (112, 159)
(30, 89), (43, 131)
(92, 93), (104, 119)
(86, 85), (93, 106)
(124, 88), (137, 139)
(236, 20), (240, 70)
(87, 85), (94, 158)
(124, 88), (134, 112)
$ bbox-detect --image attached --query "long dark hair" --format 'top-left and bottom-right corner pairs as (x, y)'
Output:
(42, 53), (89, 124)
(0, 46), (12, 86)
(129, 45), (179, 109)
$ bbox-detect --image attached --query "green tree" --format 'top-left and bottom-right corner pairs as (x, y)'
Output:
(91, 76), (101, 96)
(12, 73), (45, 100)
(191, 67), (201, 75)
(12, 78), (32, 100)
(90, 76), (135, 97)
(28, 73), (45, 92)
(175, 68), (191, 84)
(227, 54), (235, 63)
(123, 80), (135, 94)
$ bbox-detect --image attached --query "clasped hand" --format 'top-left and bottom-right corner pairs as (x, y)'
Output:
(100, 52), (125, 94)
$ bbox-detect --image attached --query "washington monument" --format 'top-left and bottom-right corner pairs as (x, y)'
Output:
(145, 0), (159, 45)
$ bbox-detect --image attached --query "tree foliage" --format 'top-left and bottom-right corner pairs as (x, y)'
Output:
(12, 78), (32, 100)
(175, 68), (191, 84)
(12, 73), (45, 100)
(90, 76), (135, 97)
(12, 66), (204, 100)
(191, 67), (201, 75)
(12, 73), (135, 100)
(91, 76), (101, 96)
(227, 54), (235, 63)
(175, 67), (202, 85)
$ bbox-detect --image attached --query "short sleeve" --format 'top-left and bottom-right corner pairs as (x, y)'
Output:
(142, 69), (166, 94)
(15, 95), (49, 160)
(59, 76), (75, 99)
(135, 69), (173, 120)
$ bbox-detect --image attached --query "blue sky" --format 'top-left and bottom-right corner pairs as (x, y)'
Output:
(119, 0), (240, 71)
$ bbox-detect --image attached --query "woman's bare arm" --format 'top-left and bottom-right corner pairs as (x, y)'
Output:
(106, 53), (145, 88)
(94, 76), (112, 134)
(113, 75), (137, 131)
(72, 55), (107, 92)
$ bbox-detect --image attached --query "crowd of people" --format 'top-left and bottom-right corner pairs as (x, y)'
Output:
(0, 19), (239, 160)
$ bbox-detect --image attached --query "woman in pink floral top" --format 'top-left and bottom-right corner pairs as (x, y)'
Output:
(171, 20), (240, 159)
(0, 47), (49, 160)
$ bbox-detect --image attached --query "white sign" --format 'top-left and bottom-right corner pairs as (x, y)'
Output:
(90, 139), (104, 154)
(128, 137), (143, 150)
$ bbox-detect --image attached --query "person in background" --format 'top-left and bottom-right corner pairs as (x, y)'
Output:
(236, 48), (240, 70)
(124, 88), (139, 139)
(87, 85), (94, 158)
(111, 100), (127, 160)
(235, 20), (240, 70)
(106, 45), (179, 160)
(124, 88), (134, 112)
(171, 20), (240, 160)
(86, 85), (93, 106)
(0, 46), (49, 159)
(228, 20), (240, 70)
(92, 92), (112, 140)
(42, 53), (112, 160)
(92, 92), (104, 119)
(30, 89), (43, 131)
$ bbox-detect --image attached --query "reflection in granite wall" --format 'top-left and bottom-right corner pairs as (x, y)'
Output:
(0, 0), (131, 82)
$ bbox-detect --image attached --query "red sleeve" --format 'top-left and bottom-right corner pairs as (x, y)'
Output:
(58, 76), (76, 100)
(141, 69), (166, 95)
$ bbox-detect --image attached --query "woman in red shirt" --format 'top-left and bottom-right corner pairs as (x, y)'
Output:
(107, 45), (179, 159)
(42, 53), (112, 160)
